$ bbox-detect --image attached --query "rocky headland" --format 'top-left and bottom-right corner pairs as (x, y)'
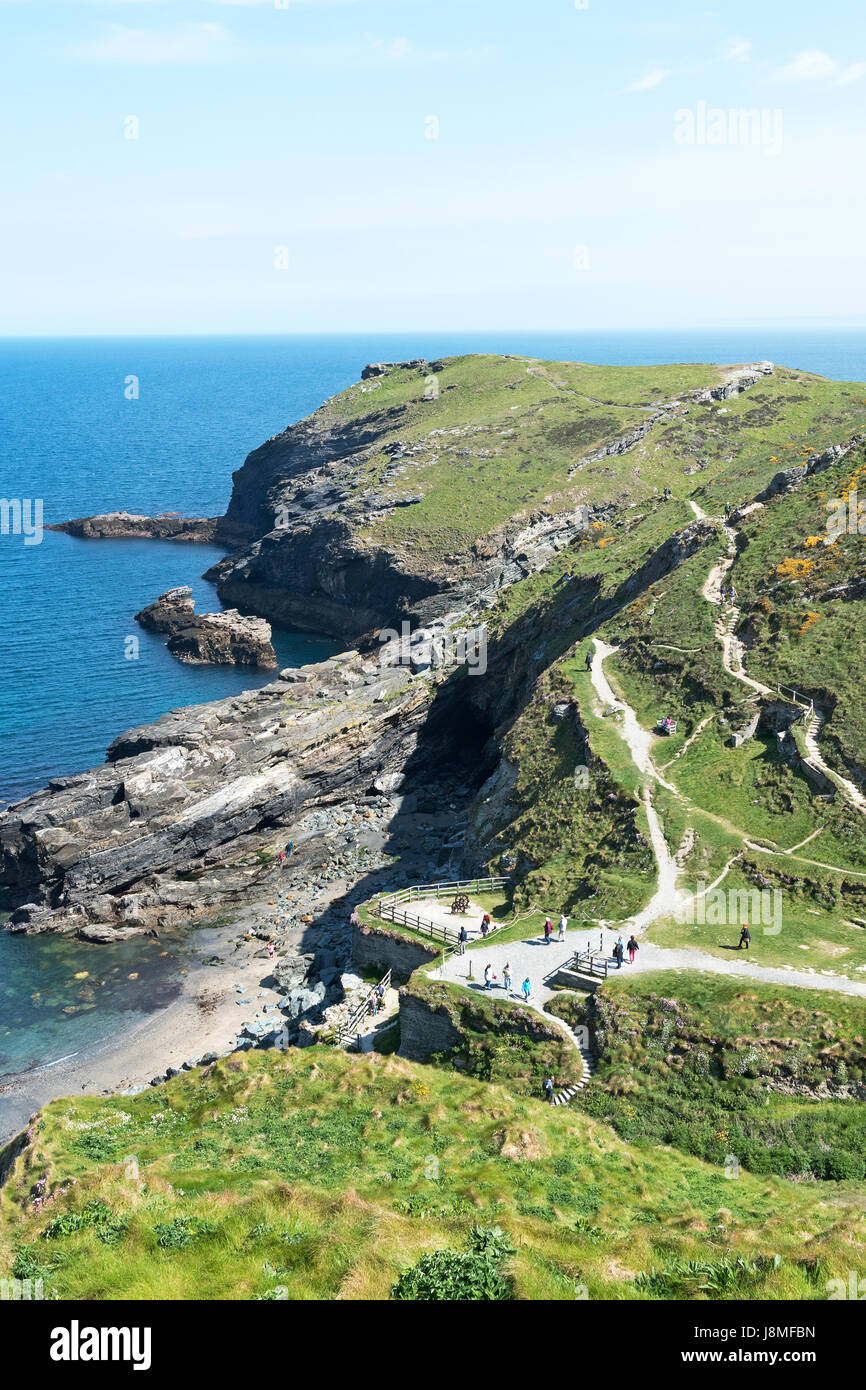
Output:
(6, 353), (866, 1106)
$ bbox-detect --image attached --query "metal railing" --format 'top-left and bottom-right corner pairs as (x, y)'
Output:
(336, 968), (392, 1049)
(777, 684), (814, 715)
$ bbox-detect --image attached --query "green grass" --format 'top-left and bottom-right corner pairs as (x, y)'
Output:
(582, 972), (866, 1182)
(485, 659), (656, 921)
(286, 357), (865, 567)
(649, 847), (866, 975)
(3, 1045), (865, 1301)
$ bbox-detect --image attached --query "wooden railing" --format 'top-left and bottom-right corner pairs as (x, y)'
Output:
(376, 904), (465, 948)
(337, 968), (392, 1050)
(566, 950), (610, 981)
(378, 876), (509, 910)
(376, 876), (511, 952)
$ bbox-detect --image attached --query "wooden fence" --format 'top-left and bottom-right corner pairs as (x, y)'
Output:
(376, 876), (510, 951)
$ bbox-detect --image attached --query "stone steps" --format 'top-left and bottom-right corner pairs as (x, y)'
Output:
(541, 1010), (596, 1105)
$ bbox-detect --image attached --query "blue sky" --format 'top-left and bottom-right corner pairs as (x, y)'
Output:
(0, 0), (864, 334)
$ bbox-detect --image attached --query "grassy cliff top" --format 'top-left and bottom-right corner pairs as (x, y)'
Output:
(301, 355), (866, 558)
(2, 1045), (863, 1301)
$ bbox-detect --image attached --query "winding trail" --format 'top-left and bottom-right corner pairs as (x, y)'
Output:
(587, 640), (687, 929)
(803, 708), (866, 815)
(693, 499), (866, 816)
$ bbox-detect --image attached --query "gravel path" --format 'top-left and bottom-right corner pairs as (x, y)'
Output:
(432, 926), (866, 1003)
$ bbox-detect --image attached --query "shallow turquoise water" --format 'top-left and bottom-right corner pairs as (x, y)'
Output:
(0, 925), (191, 1079)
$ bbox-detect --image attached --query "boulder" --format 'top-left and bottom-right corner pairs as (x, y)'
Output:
(134, 587), (195, 633)
(273, 952), (316, 994)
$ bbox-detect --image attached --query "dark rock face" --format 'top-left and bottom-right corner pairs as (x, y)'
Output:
(46, 512), (219, 543)
(134, 588), (277, 668)
(0, 651), (433, 936)
(166, 612), (276, 668)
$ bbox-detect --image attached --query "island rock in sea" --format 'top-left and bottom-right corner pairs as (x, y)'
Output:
(134, 587), (277, 668)
(45, 511), (219, 543)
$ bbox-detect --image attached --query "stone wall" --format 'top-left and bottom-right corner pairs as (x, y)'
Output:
(351, 922), (439, 984)
(397, 988), (463, 1062)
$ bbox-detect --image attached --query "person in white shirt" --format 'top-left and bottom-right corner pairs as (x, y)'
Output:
(557, 913), (567, 942)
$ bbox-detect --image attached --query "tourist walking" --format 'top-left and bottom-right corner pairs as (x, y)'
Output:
(558, 913), (567, 942)
(738, 924), (751, 951)
(543, 1076), (554, 1104)
(521, 977), (531, 1002)
(585, 649), (593, 671)
(543, 917), (553, 945)
(626, 934), (638, 964)
(613, 937), (625, 969)
(503, 963), (512, 995)
(266, 941), (275, 960)
(480, 913), (491, 937)
(458, 925), (468, 953)
(484, 963), (493, 990)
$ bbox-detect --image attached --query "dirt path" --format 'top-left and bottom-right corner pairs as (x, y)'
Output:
(691, 500), (772, 698)
(587, 641), (687, 930)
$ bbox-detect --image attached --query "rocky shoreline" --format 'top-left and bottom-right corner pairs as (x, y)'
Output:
(2, 354), (770, 1129)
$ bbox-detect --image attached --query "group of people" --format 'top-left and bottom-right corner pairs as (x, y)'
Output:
(483, 961), (531, 1001)
(369, 981), (387, 1014)
(611, 935), (640, 968)
(542, 914), (568, 944)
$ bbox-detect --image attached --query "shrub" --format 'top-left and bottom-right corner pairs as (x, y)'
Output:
(391, 1226), (515, 1301)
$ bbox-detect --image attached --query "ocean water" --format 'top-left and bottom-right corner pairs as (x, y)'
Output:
(1, 329), (864, 1081)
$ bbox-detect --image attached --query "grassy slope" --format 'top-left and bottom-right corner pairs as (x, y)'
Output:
(2, 1046), (864, 1301)
(305, 357), (865, 563)
(734, 443), (866, 779)
(581, 972), (866, 1182)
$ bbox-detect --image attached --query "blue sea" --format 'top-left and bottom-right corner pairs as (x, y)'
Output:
(1, 329), (864, 1084)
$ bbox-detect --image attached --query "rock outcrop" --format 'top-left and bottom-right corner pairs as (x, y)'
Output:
(46, 512), (219, 543)
(0, 645), (445, 938)
(134, 588), (277, 668)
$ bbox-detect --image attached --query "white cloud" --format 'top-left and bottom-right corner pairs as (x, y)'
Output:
(775, 49), (866, 86)
(721, 38), (751, 63)
(838, 61), (866, 86)
(627, 67), (669, 93)
(69, 22), (234, 63)
(777, 49), (838, 81)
